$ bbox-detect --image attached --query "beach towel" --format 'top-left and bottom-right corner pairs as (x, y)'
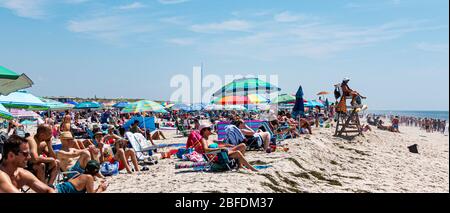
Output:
(224, 125), (245, 146)
(186, 130), (202, 152)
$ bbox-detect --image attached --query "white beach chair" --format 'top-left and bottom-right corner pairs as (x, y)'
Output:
(124, 132), (157, 163)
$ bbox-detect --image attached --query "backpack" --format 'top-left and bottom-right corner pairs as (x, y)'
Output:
(100, 161), (120, 176)
(334, 87), (341, 100)
(0, 132), (8, 158)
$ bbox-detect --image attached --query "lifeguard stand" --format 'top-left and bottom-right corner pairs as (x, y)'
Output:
(334, 96), (364, 137)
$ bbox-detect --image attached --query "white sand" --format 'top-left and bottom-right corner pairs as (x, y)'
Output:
(105, 126), (449, 193)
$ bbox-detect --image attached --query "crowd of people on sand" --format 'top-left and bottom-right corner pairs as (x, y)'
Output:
(1, 78), (446, 193)
(366, 114), (448, 134)
(0, 101), (343, 193)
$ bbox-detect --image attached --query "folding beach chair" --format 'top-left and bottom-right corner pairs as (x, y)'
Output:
(259, 122), (291, 144)
(202, 150), (238, 172)
(124, 132), (158, 164)
(175, 123), (191, 137)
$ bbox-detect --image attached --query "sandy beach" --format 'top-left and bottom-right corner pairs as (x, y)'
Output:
(103, 125), (449, 193)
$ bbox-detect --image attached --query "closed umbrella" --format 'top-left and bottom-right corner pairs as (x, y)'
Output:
(0, 66), (33, 96)
(292, 86), (305, 119)
(0, 103), (13, 120)
(0, 91), (48, 110)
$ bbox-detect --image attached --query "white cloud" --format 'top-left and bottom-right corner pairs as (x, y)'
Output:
(65, 0), (90, 4)
(116, 2), (146, 10)
(191, 20), (251, 33)
(197, 20), (448, 60)
(159, 16), (186, 25)
(0, 0), (48, 19)
(416, 43), (449, 53)
(67, 15), (153, 44)
(158, 0), (190, 4)
(344, 3), (362, 9)
(166, 38), (194, 46)
(274, 11), (305, 23)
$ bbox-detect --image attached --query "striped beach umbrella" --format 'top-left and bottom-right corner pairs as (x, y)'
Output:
(0, 91), (48, 110)
(0, 103), (13, 120)
(0, 66), (34, 96)
(10, 109), (40, 118)
(121, 100), (167, 114)
(75, 101), (102, 109)
(212, 78), (281, 97)
(211, 94), (269, 105)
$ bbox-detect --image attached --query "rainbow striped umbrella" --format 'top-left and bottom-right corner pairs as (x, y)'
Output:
(121, 100), (167, 114)
(211, 94), (269, 105)
(0, 103), (13, 120)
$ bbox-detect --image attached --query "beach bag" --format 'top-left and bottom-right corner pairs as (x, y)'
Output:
(408, 144), (419, 154)
(334, 86), (341, 100)
(0, 132), (8, 158)
(100, 161), (120, 176)
(185, 151), (205, 163)
(177, 148), (194, 159)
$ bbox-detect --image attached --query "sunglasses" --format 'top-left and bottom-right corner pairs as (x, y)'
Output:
(19, 151), (30, 157)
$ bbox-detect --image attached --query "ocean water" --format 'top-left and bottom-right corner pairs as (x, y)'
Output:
(368, 110), (449, 121)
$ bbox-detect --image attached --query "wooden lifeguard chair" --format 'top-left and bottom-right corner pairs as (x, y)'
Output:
(334, 84), (364, 137)
(334, 105), (363, 136)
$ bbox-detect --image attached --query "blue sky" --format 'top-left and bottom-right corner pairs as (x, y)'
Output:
(0, 0), (448, 110)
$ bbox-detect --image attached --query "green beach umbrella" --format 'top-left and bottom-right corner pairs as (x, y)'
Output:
(0, 66), (34, 96)
(0, 103), (13, 120)
(271, 94), (296, 104)
(212, 78), (281, 97)
(121, 100), (167, 114)
(0, 91), (48, 110)
(39, 98), (74, 111)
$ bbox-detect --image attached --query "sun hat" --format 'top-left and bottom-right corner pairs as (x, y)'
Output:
(343, 77), (350, 82)
(60, 132), (74, 140)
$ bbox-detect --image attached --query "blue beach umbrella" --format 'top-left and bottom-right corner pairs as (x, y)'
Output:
(75, 101), (102, 109)
(113, 102), (129, 109)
